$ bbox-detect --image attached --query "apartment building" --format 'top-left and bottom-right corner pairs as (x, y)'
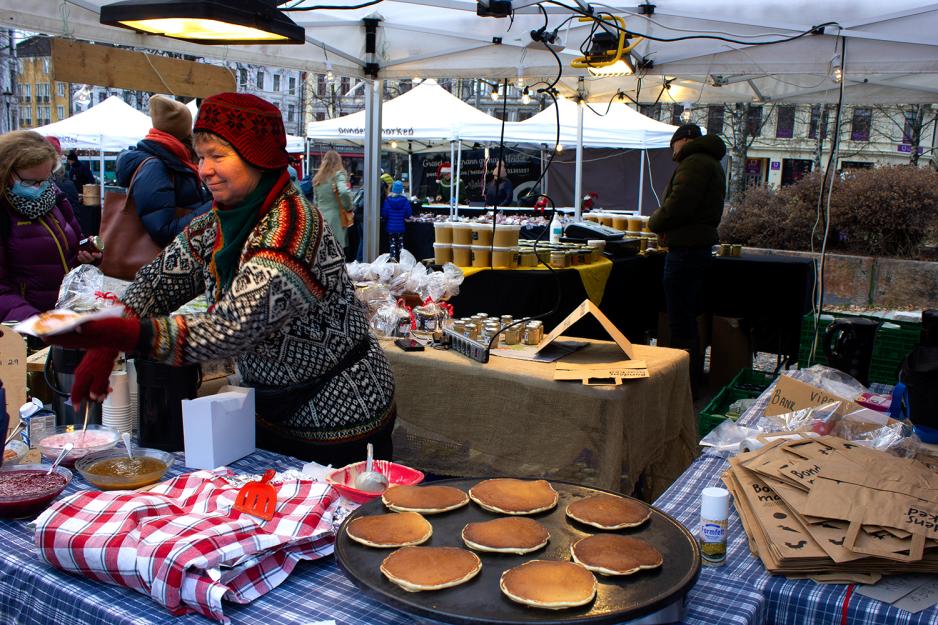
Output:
(14, 35), (72, 129)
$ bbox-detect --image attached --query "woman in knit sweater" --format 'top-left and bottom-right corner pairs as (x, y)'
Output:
(47, 94), (396, 465)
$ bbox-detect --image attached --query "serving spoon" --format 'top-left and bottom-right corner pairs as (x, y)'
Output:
(47, 442), (73, 475)
(122, 432), (133, 460)
(354, 443), (389, 493)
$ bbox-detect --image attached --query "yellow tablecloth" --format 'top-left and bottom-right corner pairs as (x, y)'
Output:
(459, 258), (613, 305)
(383, 337), (696, 501)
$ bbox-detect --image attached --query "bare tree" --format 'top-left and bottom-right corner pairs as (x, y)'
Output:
(871, 103), (937, 166)
(720, 102), (777, 200)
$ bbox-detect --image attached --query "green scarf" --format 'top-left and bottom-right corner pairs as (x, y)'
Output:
(212, 171), (281, 293)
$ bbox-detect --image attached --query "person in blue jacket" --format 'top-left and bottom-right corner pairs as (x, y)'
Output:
(382, 180), (411, 261)
(116, 96), (211, 247)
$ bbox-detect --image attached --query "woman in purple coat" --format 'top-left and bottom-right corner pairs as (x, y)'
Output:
(0, 131), (101, 323)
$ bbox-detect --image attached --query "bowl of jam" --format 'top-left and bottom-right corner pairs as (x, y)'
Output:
(75, 448), (174, 491)
(38, 425), (120, 467)
(0, 464), (72, 518)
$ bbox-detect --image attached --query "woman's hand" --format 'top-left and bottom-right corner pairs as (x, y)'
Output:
(77, 250), (103, 265)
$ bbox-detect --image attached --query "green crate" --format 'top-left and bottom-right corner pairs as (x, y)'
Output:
(698, 385), (761, 437)
(798, 312), (922, 385)
(729, 368), (777, 394)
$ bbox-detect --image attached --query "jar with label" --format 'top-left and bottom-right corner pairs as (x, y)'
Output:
(499, 315), (513, 328)
(483, 322), (501, 348)
(503, 324), (522, 345)
(452, 320), (466, 336)
(466, 322), (481, 341)
(523, 321), (544, 345)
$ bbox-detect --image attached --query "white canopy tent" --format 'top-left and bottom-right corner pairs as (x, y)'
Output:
(8, 0), (938, 256)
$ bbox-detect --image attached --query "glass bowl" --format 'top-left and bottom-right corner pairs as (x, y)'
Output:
(37, 425), (120, 467)
(75, 447), (175, 491)
(0, 464), (72, 519)
(3, 440), (28, 466)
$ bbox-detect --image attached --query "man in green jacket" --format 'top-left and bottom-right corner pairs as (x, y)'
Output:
(649, 123), (726, 396)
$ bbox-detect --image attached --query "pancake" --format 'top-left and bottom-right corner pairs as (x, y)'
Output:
(499, 560), (597, 609)
(565, 493), (651, 529)
(468, 478), (558, 515)
(345, 511), (433, 548)
(380, 546), (482, 592)
(461, 517), (550, 554)
(571, 534), (663, 576)
(382, 484), (469, 514)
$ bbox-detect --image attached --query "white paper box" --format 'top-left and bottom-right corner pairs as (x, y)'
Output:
(182, 386), (255, 469)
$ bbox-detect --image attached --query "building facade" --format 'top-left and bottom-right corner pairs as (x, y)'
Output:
(14, 35), (72, 129)
(232, 62), (305, 135)
(642, 102), (938, 190)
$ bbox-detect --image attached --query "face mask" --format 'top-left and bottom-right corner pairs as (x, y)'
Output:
(10, 180), (51, 200)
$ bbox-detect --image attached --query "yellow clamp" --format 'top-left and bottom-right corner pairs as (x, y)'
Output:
(571, 15), (644, 70)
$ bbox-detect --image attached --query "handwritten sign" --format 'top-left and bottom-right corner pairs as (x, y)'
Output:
(0, 328), (27, 435)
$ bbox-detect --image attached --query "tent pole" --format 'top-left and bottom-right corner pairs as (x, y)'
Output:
(449, 140), (456, 218)
(98, 135), (105, 215)
(455, 141), (463, 219)
(638, 149), (645, 215)
(541, 146), (548, 196)
(407, 150), (413, 198)
(575, 104), (584, 220)
(364, 79), (383, 261)
(305, 138), (310, 179)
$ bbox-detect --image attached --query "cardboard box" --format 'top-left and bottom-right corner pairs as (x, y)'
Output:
(182, 386), (255, 469)
(763, 376), (864, 417)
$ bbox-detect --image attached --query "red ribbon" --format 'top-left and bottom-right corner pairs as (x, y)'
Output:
(421, 297), (454, 319)
(94, 291), (119, 303)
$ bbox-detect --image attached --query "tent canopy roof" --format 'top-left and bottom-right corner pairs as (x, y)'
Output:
(4, 1), (938, 103)
(32, 95), (151, 151)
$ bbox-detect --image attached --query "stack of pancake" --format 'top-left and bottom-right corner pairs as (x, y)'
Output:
(344, 478), (663, 611)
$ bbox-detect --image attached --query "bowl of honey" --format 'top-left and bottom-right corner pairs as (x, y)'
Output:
(75, 447), (175, 491)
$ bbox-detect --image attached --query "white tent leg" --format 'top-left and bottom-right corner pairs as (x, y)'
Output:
(449, 140), (456, 217)
(541, 146), (548, 196)
(574, 104), (584, 220)
(305, 138), (311, 179)
(364, 79), (383, 261)
(98, 135), (105, 213)
(407, 150), (413, 198)
(638, 149), (646, 215)
(455, 141), (463, 218)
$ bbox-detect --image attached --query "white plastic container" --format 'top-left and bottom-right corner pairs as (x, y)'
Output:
(549, 213), (563, 244)
(451, 222), (474, 245)
(433, 221), (453, 244)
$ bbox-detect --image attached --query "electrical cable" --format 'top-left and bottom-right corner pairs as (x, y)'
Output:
(808, 35), (847, 364)
(644, 147), (661, 207)
(281, 0), (383, 11)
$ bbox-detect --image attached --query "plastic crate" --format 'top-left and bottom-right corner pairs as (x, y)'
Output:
(798, 312), (921, 385)
(698, 368), (778, 438)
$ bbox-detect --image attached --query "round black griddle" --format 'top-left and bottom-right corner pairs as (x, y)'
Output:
(335, 478), (700, 625)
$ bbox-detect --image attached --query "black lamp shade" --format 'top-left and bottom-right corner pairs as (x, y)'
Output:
(100, 0), (306, 45)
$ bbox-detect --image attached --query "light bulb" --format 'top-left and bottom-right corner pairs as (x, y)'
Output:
(555, 144), (564, 153)
(832, 66), (843, 83)
(517, 75), (525, 89)
(325, 61), (334, 82)
(390, 140), (398, 149)
(680, 109), (692, 124)
(491, 85), (499, 101)
(521, 90), (531, 105)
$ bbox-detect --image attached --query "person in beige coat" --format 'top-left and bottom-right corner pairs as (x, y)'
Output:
(312, 150), (352, 248)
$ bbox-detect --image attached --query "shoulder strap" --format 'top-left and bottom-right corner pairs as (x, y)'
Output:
(128, 156), (160, 193)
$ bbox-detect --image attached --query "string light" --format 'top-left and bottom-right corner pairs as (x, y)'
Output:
(555, 143), (564, 153)
(521, 87), (531, 105)
(390, 140), (398, 149)
(491, 83), (499, 101)
(680, 104), (692, 124)
(325, 60), (334, 82)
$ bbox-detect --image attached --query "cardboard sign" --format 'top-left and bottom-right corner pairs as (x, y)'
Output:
(763, 376), (864, 417)
(0, 329), (27, 436)
(554, 360), (649, 386)
(539, 300), (634, 359)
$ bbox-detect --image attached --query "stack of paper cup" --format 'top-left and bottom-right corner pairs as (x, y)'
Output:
(126, 358), (139, 435)
(102, 370), (133, 434)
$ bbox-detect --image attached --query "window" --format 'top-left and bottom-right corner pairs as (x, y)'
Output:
(273, 74), (281, 92)
(341, 77), (350, 94)
(56, 82), (65, 97)
(808, 104), (822, 139)
(747, 105), (763, 137)
(287, 104), (295, 122)
(850, 107), (871, 141)
(706, 106), (724, 135)
(775, 106), (795, 139)
(98, 92), (106, 103)
(56, 105), (64, 119)
(903, 110), (918, 144)
(639, 103), (661, 120)
(256, 71), (265, 90)
(43, 59), (49, 73)
(288, 76), (296, 95)
(317, 74), (326, 96)
(21, 83), (30, 99)
(238, 68), (248, 89)
(21, 108), (31, 125)
(670, 104), (684, 126)
(315, 111), (326, 121)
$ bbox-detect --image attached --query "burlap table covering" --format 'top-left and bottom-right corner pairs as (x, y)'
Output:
(384, 338), (697, 501)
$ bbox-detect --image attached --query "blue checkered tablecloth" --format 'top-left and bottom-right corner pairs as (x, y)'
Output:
(654, 370), (938, 625)
(0, 449), (765, 625)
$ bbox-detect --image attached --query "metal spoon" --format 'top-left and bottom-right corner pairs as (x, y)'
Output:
(354, 443), (389, 493)
(4, 422), (24, 446)
(47, 442), (74, 475)
(122, 432), (133, 460)
(79, 401), (91, 446)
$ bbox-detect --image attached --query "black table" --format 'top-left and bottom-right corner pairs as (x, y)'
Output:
(450, 252), (814, 359)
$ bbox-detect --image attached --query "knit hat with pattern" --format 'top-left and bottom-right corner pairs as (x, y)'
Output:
(194, 93), (288, 170)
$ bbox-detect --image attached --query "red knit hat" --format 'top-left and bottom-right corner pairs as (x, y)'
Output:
(194, 93), (288, 170)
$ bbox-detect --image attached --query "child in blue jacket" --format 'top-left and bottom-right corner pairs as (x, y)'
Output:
(382, 180), (411, 260)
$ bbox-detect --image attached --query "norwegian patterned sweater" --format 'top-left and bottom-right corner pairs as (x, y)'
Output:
(120, 182), (395, 443)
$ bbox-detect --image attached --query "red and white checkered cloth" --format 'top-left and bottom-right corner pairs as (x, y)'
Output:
(33, 470), (339, 624)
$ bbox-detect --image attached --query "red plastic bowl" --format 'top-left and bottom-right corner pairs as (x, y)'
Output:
(326, 460), (424, 504)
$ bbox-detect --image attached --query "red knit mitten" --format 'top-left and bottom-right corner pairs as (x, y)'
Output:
(70, 348), (120, 405)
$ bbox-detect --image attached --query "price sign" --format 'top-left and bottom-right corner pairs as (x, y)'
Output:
(0, 328), (27, 434)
